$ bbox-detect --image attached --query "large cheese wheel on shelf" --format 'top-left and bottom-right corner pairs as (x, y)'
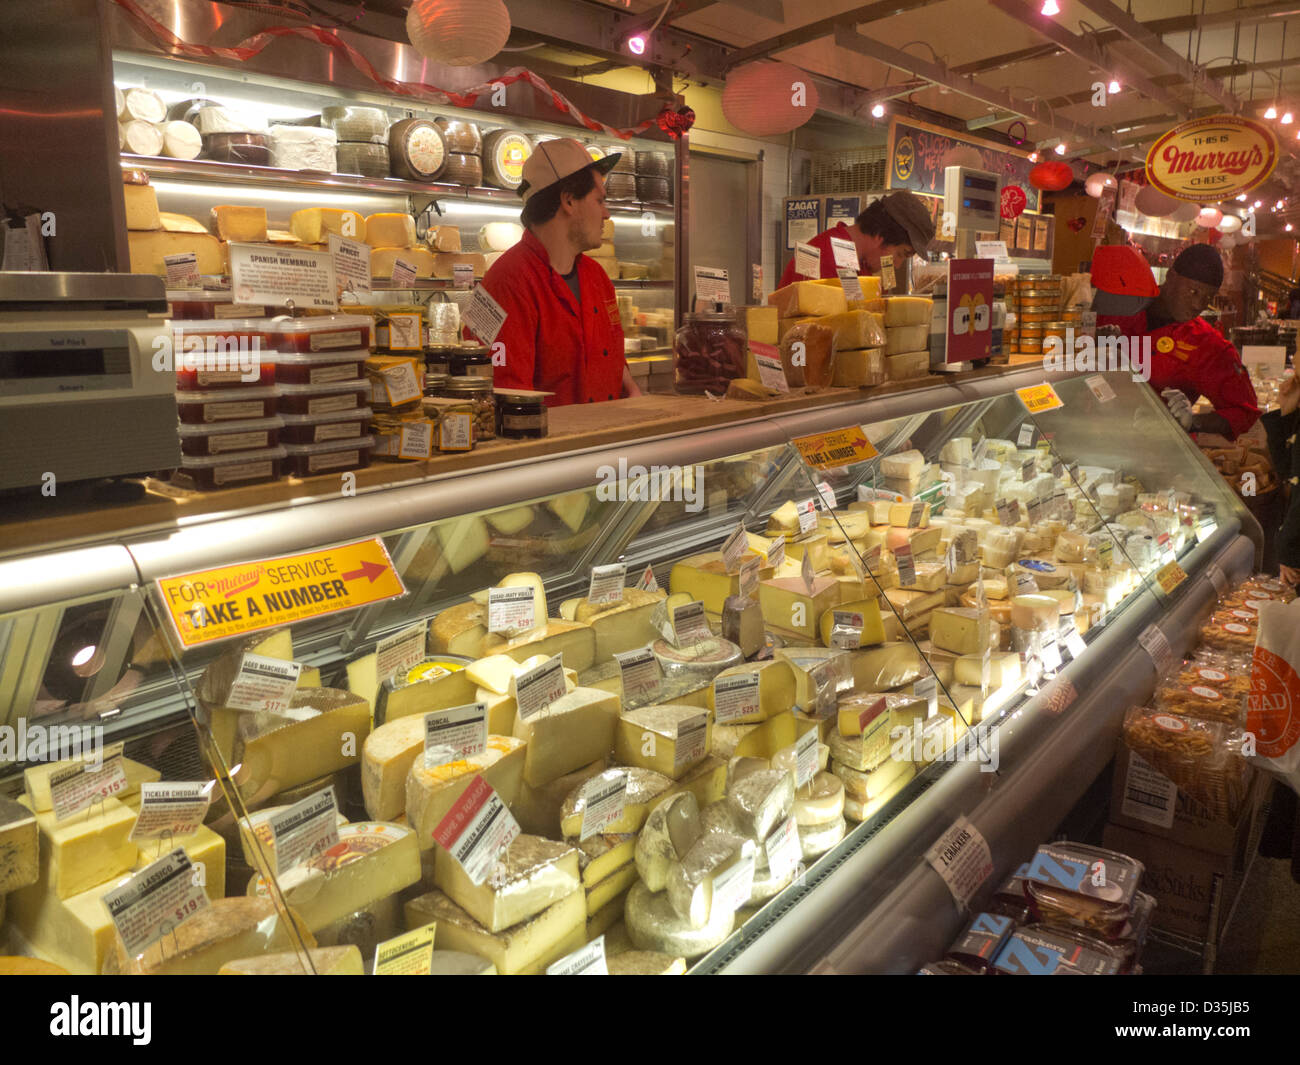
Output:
(321, 105), (389, 143)
(268, 125), (337, 172)
(387, 118), (447, 181)
(161, 120), (202, 160)
(123, 184), (161, 230)
(605, 172), (637, 200)
(117, 87), (165, 125)
(443, 152), (484, 187)
(201, 133), (270, 165)
(432, 252), (486, 279)
(479, 222), (523, 252)
(371, 246), (436, 279)
(636, 176), (671, 203)
(365, 213), (417, 248)
(435, 117), (482, 154)
(192, 106), (267, 135)
(120, 120), (163, 157)
(635, 149), (671, 176)
(336, 142), (390, 177)
(482, 129), (532, 190)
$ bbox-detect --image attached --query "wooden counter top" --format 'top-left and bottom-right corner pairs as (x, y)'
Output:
(1, 364), (1032, 557)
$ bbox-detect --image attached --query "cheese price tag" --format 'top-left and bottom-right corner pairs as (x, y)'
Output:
(164, 252), (200, 290)
(838, 267), (864, 304)
(829, 236), (858, 273)
(224, 652), (302, 713)
(1051, 456), (1064, 479)
(816, 480), (838, 510)
(1138, 624), (1176, 676)
(672, 601), (711, 646)
(514, 655), (567, 721)
(547, 936), (609, 975)
(1098, 540), (1114, 570)
(588, 563), (627, 606)
(796, 498), (819, 534)
(750, 343), (789, 393)
(830, 610), (865, 650)
(693, 265), (732, 308)
(801, 551), (817, 595)
(130, 782), (213, 842)
(391, 257), (419, 288)
(1041, 635), (1062, 672)
(1017, 422), (1036, 448)
(713, 672), (761, 725)
(50, 752), (130, 822)
(915, 675), (939, 717)
(1206, 563), (1228, 597)
(1027, 496), (1045, 524)
(376, 621), (428, 682)
(879, 254), (896, 294)
(738, 556), (761, 600)
(766, 816), (802, 881)
(452, 262), (474, 290)
(766, 534), (786, 570)
(433, 775), (521, 886)
(895, 543), (916, 587)
(1086, 374), (1116, 403)
(711, 842), (757, 915)
(268, 787), (340, 873)
(424, 702), (488, 768)
(1015, 383), (1064, 415)
(579, 772), (628, 842)
(614, 645), (661, 702)
(103, 848), (210, 958)
(924, 815), (994, 911)
(721, 524), (748, 571)
(1155, 560), (1189, 597)
(464, 283), (508, 345)
(374, 923), (437, 975)
(795, 240), (821, 280)
(674, 714), (709, 775)
(488, 585), (537, 634)
(327, 233), (371, 301)
(1063, 622), (1087, 660)
(637, 563), (659, 593)
(794, 728), (819, 788)
(1021, 458), (1035, 483)
(906, 501), (924, 528)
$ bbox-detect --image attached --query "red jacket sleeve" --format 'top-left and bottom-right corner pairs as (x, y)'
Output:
(479, 261), (539, 393)
(1194, 330), (1260, 440)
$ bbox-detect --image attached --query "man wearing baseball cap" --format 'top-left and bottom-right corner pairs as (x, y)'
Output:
(778, 190), (936, 287)
(1098, 243), (1259, 440)
(474, 137), (637, 406)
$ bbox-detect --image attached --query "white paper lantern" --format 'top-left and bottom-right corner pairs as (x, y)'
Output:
(1170, 200), (1201, 222)
(1135, 185), (1178, 217)
(722, 62), (820, 137)
(1085, 172), (1117, 198)
(1196, 206), (1223, 228)
(1217, 213), (1242, 234)
(406, 0), (511, 67)
(1219, 233), (1238, 249)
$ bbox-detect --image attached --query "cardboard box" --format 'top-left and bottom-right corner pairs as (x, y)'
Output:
(1108, 741), (1260, 855)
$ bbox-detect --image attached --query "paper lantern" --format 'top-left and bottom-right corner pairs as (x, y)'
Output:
(406, 0), (511, 66)
(1029, 161), (1073, 191)
(1085, 172), (1117, 198)
(721, 62), (819, 137)
(1135, 185), (1178, 217)
(1196, 207), (1223, 228)
(1217, 213), (1242, 234)
(1170, 200), (1200, 222)
(1219, 233), (1239, 249)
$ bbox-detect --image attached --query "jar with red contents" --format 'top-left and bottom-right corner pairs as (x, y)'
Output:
(265, 314), (371, 354)
(172, 320), (275, 390)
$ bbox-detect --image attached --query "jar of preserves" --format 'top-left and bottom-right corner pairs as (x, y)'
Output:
(448, 344), (493, 379)
(673, 304), (747, 395)
(435, 375), (496, 440)
(496, 390), (548, 439)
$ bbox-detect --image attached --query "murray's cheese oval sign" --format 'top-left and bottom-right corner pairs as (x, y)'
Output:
(1145, 114), (1277, 201)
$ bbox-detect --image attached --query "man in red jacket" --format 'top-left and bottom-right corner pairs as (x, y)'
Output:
(1098, 243), (1259, 440)
(778, 191), (936, 288)
(477, 138), (638, 406)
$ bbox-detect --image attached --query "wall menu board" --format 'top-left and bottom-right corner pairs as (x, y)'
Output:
(784, 197), (823, 250)
(887, 118), (1041, 213)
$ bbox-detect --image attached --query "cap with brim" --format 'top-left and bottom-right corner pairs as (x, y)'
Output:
(880, 190), (937, 253)
(518, 137), (621, 202)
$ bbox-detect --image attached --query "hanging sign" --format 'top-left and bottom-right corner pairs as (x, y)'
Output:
(1000, 185), (1027, 220)
(1145, 114), (1278, 202)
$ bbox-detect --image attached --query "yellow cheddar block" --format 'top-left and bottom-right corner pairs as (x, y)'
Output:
(818, 598), (886, 648)
(744, 305), (779, 345)
(767, 280), (848, 318)
(813, 310), (886, 350)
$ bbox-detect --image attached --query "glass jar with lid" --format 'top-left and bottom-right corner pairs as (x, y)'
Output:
(496, 390), (548, 439)
(435, 375), (496, 440)
(673, 304), (747, 394)
(449, 344), (493, 380)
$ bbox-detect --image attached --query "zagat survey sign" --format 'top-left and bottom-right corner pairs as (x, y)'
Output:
(157, 539), (406, 648)
(1145, 114), (1278, 201)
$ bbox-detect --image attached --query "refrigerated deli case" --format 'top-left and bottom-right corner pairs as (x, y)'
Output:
(0, 368), (1261, 975)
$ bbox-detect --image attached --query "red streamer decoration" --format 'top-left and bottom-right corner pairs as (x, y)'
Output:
(110, 0), (689, 140)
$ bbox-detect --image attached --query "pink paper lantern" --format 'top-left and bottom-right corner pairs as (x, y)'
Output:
(407, 0), (511, 66)
(1170, 200), (1201, 223)
(1084, 172), (1117, 198)
(722, 62), (820, 137)
(1135, 185), (1178, 217)
(1196, 206), (1223, 228)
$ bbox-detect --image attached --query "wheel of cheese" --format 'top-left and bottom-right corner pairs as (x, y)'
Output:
(192, 105), (267, 135)
(636, 176), (671, 203)
(388, 118), (447, 181)
(269, 125), (337, 172)
(201, 133), (271, 165)
(321, 105), (390, 143)
(635, 149), (671, 177)
(118, 86), (165, 125)
(479, 221), (523, 252)
(482, 129), (532, 190)
(607, 147), (636, 173)
(161, 120), (202, 160)
(605, 172), (637, 200)
(120, 119), (163, 157)
(434, 116), (482, 154)
(336, 141), (391, 177)
(442, 152), (484, 187)
(115, 86), (125, 118)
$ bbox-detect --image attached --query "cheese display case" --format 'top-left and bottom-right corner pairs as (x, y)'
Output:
(0, 368), (1262, 975)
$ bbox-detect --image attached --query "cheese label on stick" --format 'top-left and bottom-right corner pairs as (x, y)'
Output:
(817, 481), (838, 510)
(328, 233), (371, 301)
(433, 775), (520, 886)
(50, 752), (129, 822)
(801, 552), (816, 595)
(268, 787), (340, 873)
(1041, 636), (1062, 672)
(721, 525), (747, 571)
(794, 728), (818, 788)
(374, 923), (437, 975)
(637, 563), (659, 593)
(1018, 423), (1036, 448)
(915, 675), (938, 717)
(1063, 622), (1087, 659)
(614, 645), (661, 703)
(750, 343), (790, 393)
(711, 843), (757, 915)
(130, 782), (212, 842)
(672, 601), (711, 646)
(424, 702), (488, 768)
(838, 268), (864, 304)
(829, 236), (857, 272)
(693, 265), (731, 308)
(376, 622), (427, 681)
(488, 586), (537, 634)
(102, 848), (210, 958)
(895, 543), (916, 587)
(1021, 458), (1035, 483)
(164, 252), (199, 290)
(587, 563), (626, 606)
(674, 714), (709, 775)
(225, 653), (302, 714)
(766, 816), (801, 880)
(547, 936), (608, 976)
(714, 673), (761, 724)
(391, 257), (418, 288)
(766, 535), (786, 570)
(739, 556), (761, 600)
(795, 241), (820, 280)
(453, 262), (474, 290)
(578, 772), (628, 841)
(514, 655), (566, 721)
(797, 498), (818, 534)
(879, 255), (896, 293)
(830, 610), (865, 650)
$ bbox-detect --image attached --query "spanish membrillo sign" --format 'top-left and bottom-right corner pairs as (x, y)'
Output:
(1145, 114), (1277, 201)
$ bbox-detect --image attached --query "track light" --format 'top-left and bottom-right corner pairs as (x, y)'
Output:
(1255, 200), (1263, 209)
(1283, 112), (1294, 125)
(1107, 80), (1120, 94)
(871, 102), (885, 118)
(1028, 150), (1039, 162)
(1288, 223), (1294, 232)
(1040, 0), (1059, 13)
(1054, 142), (1067, 155)
(626, 33), (647, 55)
(1265, 105), (1278, 119)
(1237, 193), (1248, 201)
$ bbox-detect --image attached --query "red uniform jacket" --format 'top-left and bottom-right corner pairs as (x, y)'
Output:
(1097, 309), (1260, 440)
(778, 222), (859, 288)
(476, 229), (626, 407)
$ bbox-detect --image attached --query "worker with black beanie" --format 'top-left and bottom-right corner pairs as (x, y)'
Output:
(1099, 243), (1260, 440)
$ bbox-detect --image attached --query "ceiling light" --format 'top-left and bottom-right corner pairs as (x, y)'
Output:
(626, 33), (647, 55)
(1237, 193), (1248, 201)
(1278, 200), (1287, 210)
(1284, 112), (1294, 125)
(1054, 142), (1067, 155)
(1265, 105), (1278, 119)
(1255, 200), (1263, 208)
(1041, 0), (1059, 13)
(1107, 79), (1120, 94)
(871, 102), (885, 118)
(1288, 223), (1295, 232)
(71, 644), (96, 668)
(1028, 150), (1039, 162)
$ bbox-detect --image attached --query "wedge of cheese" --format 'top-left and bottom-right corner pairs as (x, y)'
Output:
(405, 736), (526, 849)
(767, 280), (848, 318)
(669, 552), (772, 615)
(219, 946), (364, 975)
(558, 766), (675, 837)
(832, 347), (886, 387)
(635, 791), (701, 892)
(481, 621), (597, 674)
(434, 834), (579, 933)
(930, 607), (999, 655)
(561, 588), (666, 659)
(667, 831), (750, 928)
(954, 651), (1022, 688)
(28, 798), (136, 900)
(428, 601), (488, 658)
(362, 715), (427, 821)
(758, 576), (839, 641)
(817, 598), (886, 648)
(368, 657), (477, 727)
(614, 705), (711, 780)
(705, 660), (797, 723)
(512, 687), (620, 787)
(575, 832), (637, 888)
(512, 758), (608, 839)
(711, 710), (797, 761)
